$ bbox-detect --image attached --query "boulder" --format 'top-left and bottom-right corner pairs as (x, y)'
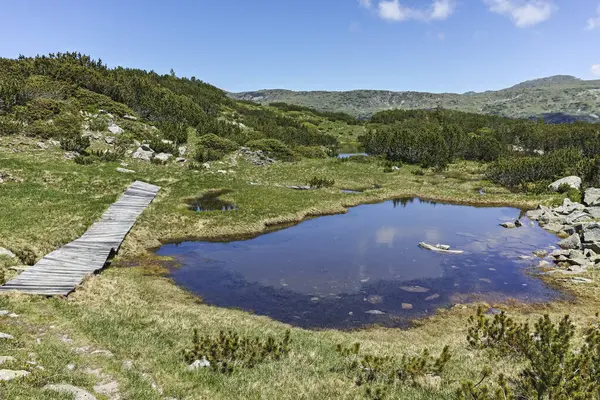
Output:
(123, 114), (137, 121)
(514, 220), (523, 227)
(0, 247), (16, 258)
(557, 233), (581, 250)
(44, 384), (97, 400)
(549, 176), (581, 192)
(64, 151), (79, 160)
(566, 212), (593, 225)
(555, 198), (585, 215)
(107, 123), (124, 135)
(104, 136), (115, 145)
(500, 222), (516, 229)
(132, 146), (154, 161)
(586, 207), (600, 219)
(0, 369), (29, 381)
(584, 188), (600, 207)
(187, 358), (211, 371)
(526, 209), (544, 220)
(48, 139), (61, 147)
(542, 223), (565, 234)
(178, 146), (187, 156)
(36, 141), (49, 150)
(154, 153), (173, 163)
(0, 356), (16, 365)
(581, 223), (600, 243)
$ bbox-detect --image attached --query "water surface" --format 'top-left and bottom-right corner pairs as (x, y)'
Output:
(158, 198), (560, 329)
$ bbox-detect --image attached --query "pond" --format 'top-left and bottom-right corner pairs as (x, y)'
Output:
(187, 190), (237, 212)
(157, 198), (562, 329)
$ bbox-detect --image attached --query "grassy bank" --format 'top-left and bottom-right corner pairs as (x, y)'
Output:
(3, 137), (598, 400)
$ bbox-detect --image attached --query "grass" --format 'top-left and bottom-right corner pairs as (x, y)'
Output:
(1, 135), (593, 400)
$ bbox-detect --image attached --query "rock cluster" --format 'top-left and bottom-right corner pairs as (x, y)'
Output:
(527, 189), (600, 272)
(235, 147), (275, 166)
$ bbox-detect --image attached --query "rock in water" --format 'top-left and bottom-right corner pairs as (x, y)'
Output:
(557, 233), (581, 250)
(584, 188), (600, 207)
(500, 222), (516, 229)
(549, 176), (581, 192)
(514, 220), (523, 227)
(365, 310), (385, 315)
(44, 384), (97, 400)
(399, 286), (430, 293)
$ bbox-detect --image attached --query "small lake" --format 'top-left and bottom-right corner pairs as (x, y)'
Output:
(157, 198), (561, 329)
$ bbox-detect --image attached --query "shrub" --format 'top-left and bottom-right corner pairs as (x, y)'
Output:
(459, 308), (600, 399)
(53, 112), (83, 139)
(61, 135), (90, 153)
(247, 138), (298, 162)
(194, 134), (238, 162)
(74, 88), (133, 116)
(158, 121), (188, 144)
(308, 176), (335, 188)
(149, 138), (177, 155)
(88, 117), (108, 132)
(183, 329), (291, 374)
(0, 116), (21, 136)
(14, 98), (62, 123)
(294, 145), (328, 159)
(73, 155), (96, 165)
(14, 246), (36, 265)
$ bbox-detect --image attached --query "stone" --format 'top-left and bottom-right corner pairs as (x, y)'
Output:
(104, 136), (116, 145)
(90, 350), (113, 357)
(533, 250), (548, 258)
(425, 294), (440, 301)
(107, 123), (124, 135)
(64, 151), (80, 160)
(187, 358), (210, 371)
(500, 222), (516, 229)
(44, 384), (97, 400)
(526, 209), (544, 220)
(48, 139), (61, 147)
(93, 380), (119, 398)
(176, 157), (186, 163)
(0, 247), (16, 258)
(549, 176), (582, 192)
(401, 303), (413, 310)
(543, 223), (565, 234)
(399, 286), (430, 293)
(132, 146), (154, 161)
(123, 114), (137, 121)
(486, 308), (502, 315)
(566, 212), (593, 225)
(391, 166), (400, 171)
(555, 198), (585, 215)
(0, 356), (16, 365)
(154, 153), (173, 163)
(367, 295), (383, 304)
(586, 207), (600, 219)
(178, 146), (187, 156)
(582, 223), (600, 243)
(365, 310), (385, 315)
(0, 369), (29, 381)
(37, 141), (49, 150)
(584, 188), (600, 207)
(567, 277), (593, 284)
(0, 333), (14, 340)
(558, 233), (582, 250)
(116, 168), (135, 174)
(514, 220), (523, 227)
(122, 360), (133, 370)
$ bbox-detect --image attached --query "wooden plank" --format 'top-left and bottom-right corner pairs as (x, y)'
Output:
(0, 180), (160, 296)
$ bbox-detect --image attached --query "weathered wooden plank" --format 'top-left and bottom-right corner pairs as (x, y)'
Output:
(0, 181), (160, 296)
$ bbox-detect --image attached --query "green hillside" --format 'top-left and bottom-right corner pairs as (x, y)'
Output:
(230, 75), (600, 122)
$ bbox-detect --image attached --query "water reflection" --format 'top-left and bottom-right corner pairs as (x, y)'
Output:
(187, 190), (237, 212)
(158, 198), (561, 329)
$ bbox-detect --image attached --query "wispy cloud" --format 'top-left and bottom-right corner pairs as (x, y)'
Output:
(484, 0), (555, 27)
(592, 64), (600, 77)
(358, 0), (372, 9)
(587, 5), (600, 30)
(371, 0), (456, 22)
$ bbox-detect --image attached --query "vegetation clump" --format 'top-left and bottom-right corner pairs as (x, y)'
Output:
(459, 308), (600, 399)
(183, 329), (292, 375)
(246, 138), (298, 162)
(194, 133), (239, 162)
(308, 176), (335, 189)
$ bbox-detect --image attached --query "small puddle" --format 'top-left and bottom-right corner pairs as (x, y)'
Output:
(187, 190), (237, 212)
(338, 153), (369, 159)
(159, 198), (562, 329)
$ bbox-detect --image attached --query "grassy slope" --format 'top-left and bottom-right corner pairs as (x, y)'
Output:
(2, 138), (599, 399)
(230, 76), (600, 120)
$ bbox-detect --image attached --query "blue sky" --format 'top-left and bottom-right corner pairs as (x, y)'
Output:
(0, 0), (599, 93)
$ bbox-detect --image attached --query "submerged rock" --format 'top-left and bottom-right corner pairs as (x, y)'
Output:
(401, 303), (413, 310)
(500, 222), (516, 229)
(399, 286), (430, 293)
(419, 242), (464, 254)
(365, 310), (385, 315)
(424, 294), (440, 301)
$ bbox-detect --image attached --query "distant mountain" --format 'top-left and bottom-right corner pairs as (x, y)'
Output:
(230, 75), (600, 122)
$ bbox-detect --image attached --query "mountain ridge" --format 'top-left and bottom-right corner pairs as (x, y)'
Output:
(230, 75), (600, 122)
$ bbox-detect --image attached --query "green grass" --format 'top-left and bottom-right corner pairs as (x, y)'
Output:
(1, 135), (593, 400)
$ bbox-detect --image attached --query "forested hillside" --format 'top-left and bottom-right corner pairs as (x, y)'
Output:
(231, 75), (600, 122)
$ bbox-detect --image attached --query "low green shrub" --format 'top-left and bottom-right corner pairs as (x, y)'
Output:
(0, 116), (22, 136)
(60, 135), (90, 153)
(149, 138), (177, 155)
(14, 246), (36, 265)
(14, 98), (62, 123)
(294, 145), (328, 159)
(459, 308), (600, 399)
(158, 121), (188, 145)
(88, 117), (108, 132)
(74, 88), (133, 116)
(183, 329), (291, 375)
(194, 134), (239, 162)
(247, 138), (298, 162)
(88, 149), (123, 162)
(73, 155), (96, 165)
(308, 176), (335, 189)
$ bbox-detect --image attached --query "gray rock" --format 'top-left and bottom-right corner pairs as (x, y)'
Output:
(0, 356), (16, 365)
(500, 222), (516, 229)
(48, 139), (61, 147)
(93, 380), (119, 398)
(37, 141), (49, 150)
(543, 223), (565, 234)
(561, 226), (577, 236)
(287, 185), (312, 190)
(132, 146), (154, 161)
(583, 242), (600, 254)
(187, 358), (210, 371)
(549, 176), (581, 191)
(582, 223), (600, 243)
(104, 136), (115, 145)
(64, 151), (80, 160)
(0, 369), (29, 381)
(140, 144), (153, 152)
(116, 168), (135, 174)
(555, 198), (585, 215)
(567, 277), (593, 284)
(90, 350), (113, 357)
(154, 153), (173, 163)
(0, 333), (14, 340)
(107, 123), (124, 135)
(399, 286), (430, 293)
(123, 114), (137, 121)
(584, 188), (600, 207)
(178, 146), (187, 156)
(44, 384), (97, 400)
(533, 250), (548, 258)
(176, 157), (186, 163)
(0, 247), (16, 258)
(365, 310), (385, 315)
(526, 209), (544, 220)
(558, 233), (582, 250)
(566, 212), (593, 225)
(514, 219), (523, 227)
(586, 207), (600, 219)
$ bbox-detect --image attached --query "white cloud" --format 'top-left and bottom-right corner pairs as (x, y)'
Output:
(359, 0), (372, 8)
(377, 0), (456, 22)
(484, 0), (555, 27)
(587, 5), (600, 30)
(592, 64), (600, 77)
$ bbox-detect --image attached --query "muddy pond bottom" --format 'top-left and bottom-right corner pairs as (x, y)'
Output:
(157, 198), (561, 329)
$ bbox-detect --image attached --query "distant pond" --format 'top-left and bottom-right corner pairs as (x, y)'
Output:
(157, 198), (562, 329)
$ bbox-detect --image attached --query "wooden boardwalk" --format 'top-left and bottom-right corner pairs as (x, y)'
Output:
(0, 181), (160, 296)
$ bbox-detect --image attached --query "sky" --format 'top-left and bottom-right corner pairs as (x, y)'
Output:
(0, 0), (599, 93)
